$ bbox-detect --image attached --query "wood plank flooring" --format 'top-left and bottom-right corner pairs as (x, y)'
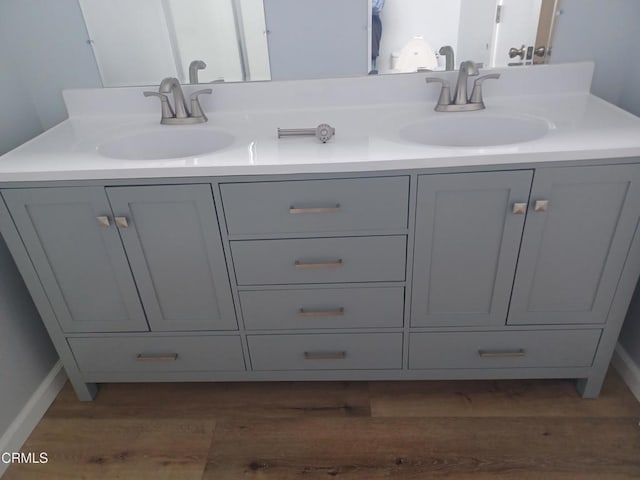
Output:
(5, 369), (640, 479)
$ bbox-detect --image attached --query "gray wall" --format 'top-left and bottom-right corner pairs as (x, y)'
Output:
(0, 40), (43, 156)
(0, 237), (58, 434)
(552, 0), (640, 116)
(552, 0), (640, 365)
(0, 0), (100, 438)
(263, 0), (369, 80)
(0, 0), (101, 130)
(0, 2), (54, 439)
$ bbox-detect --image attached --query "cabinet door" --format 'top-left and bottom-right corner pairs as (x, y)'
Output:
(509, 165), (640, 325)
(412, 171), (532, 327)
(1, 187), (148, 333)
(106, 185), (237, 331)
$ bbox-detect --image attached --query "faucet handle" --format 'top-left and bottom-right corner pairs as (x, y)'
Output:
(143, 91), (175, 119)
(190, 88), (212, 121)
(425, 77), (451, 109)
(470, 73), (501, 105)
(190, 88), (213, 98)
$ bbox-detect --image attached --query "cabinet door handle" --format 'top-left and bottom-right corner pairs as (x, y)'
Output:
(96, 216), (111, 227)
(289, 204), (341, 214)
(115, 216), (129, 228)
(478, 349), (525, 358)
(303, 351), (347, 360)
(298, 307), (345, 317)
(534, 200), (549, 212)
(512, 203), (528, 215)
(294, 259), (343, 269)
(135, 353), (179, 361)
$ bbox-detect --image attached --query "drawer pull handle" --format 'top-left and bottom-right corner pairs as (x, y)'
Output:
(115, 216), (130, 228)
(534, 200), (549, 212)
(304, 351), (347, 360)
(294, 259), (343, 269)
(96, 216), (111, 227)
(512, 203), (527, 215)
(289, 204), (341, 214)
(478, 349), (525, 358)
(135, 353), (179, 362)
(298, 307), (345, 317)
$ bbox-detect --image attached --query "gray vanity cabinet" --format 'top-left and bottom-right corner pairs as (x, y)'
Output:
(412, 164), (640, 328)
(2, 184), (237, 333)
(411, 171), (533, 327)
(508, 164), (640, 325)
(1, 187), (148, 333)
(3, 164), (640, 401)
(105, 185), (236, 331)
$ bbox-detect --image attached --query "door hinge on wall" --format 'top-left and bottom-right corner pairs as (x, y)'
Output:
(496, 5), (502, 23)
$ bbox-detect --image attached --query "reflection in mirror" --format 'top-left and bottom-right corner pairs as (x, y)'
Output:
(79, 0), (271, 86)
(78, 0), (559, 87)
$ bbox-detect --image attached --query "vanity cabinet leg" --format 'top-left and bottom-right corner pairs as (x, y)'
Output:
(576, 374), (606, 399)
(70, 380), (98, 401)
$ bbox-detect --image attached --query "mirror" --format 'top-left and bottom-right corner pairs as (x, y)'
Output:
(78, 0), (559, 87)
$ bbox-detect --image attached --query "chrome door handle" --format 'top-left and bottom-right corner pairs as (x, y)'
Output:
(534, 200), (549, 212)
(115, 216), (129, 228)
(298, 307), (345, 317)
(512, 203), (528, 215)
(294, 259), (343, 269)
(303, 351), (347, 360)
(509, 45), (526, 59)
(289, 204), (341, 214)
(96, 216), (111, 227)
(478, 349), (525, 358)
(135, 353), (179, 361)
(534, 46), (547, 57)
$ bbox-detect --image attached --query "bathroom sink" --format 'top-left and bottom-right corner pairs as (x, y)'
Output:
(98, 129), (235, 160)
(398, 114), (550, 147)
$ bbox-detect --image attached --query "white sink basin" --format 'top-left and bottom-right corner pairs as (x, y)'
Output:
(98, 129), (235, 160)
(398, 114), (550, 147)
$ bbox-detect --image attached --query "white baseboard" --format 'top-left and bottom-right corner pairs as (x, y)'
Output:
(0, 361), (67, 477)
(612, 343), (640, 403)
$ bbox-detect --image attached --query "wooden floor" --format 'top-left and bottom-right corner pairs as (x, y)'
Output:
(5, 369), (640, 479)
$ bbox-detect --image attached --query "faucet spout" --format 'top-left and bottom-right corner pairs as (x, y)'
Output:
(438, 46), (455, 71)
(188, 60), (206, 84)
(453, 61), (479, 105)
(159, 77), (189, 119)
(425, 60), (498, 112)
(145, 77), (212, 124)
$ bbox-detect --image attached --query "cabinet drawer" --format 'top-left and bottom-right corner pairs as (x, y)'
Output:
(220, 177), (409, 235)
(409, 330), (601, 369)
(68, 335), (245, 373)
(248, 333), (403, 370)
(240, 287), (404, 330)
(231, 236), (407, 285)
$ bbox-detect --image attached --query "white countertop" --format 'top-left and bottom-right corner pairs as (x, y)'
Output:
(2, 64), (640, 183)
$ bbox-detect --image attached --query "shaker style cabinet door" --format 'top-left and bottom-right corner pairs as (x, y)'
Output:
(508, 164), (640, 325)
(1, 187), (148, 333)
(106, 185), (237, 331)
(411, 171), (533, 327)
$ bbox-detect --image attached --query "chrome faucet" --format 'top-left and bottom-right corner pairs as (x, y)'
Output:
(159, 77), (189, 119)
(144, 77), (212, 124)
(425, 61), (500, 112)
(188, 60), (206, 84)
(438, 45), (455, 71)
(453, 61), (479, 106)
